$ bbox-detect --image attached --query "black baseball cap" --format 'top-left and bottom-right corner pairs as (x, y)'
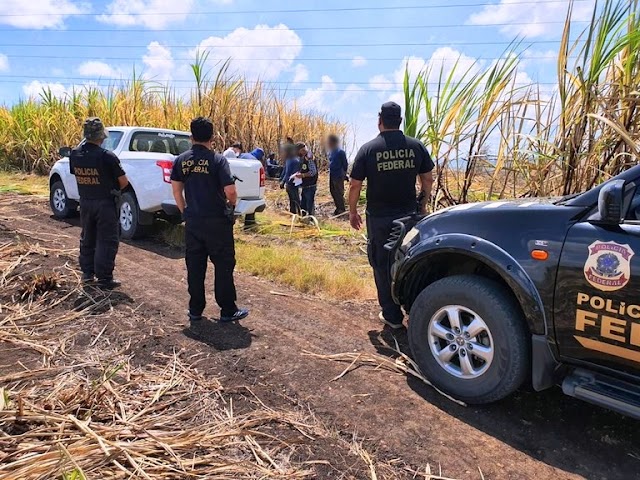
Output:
(379, 101), (402, 120)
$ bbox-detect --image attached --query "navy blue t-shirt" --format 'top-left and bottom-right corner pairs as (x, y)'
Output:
(351, 131), (434, 217)
(170, 144), (235, 218)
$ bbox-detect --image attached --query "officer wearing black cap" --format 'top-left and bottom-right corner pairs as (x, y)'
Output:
(349, 102), (434, 329)
(170, 117), (249, 324)
(70, 117), (129, 289)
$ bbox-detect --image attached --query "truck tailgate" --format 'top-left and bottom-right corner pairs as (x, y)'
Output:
(228, 158), (263, 199)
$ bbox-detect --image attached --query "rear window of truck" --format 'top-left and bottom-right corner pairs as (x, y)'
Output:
(129, 131), (191, 155)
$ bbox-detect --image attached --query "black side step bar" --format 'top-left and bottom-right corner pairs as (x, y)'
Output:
(562, 369), (640, 419)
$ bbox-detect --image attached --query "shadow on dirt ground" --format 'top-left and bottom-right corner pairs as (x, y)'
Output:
(52, 215), (186, 260)
(183, 318), (254, 351)
(368, 327), (638, 480)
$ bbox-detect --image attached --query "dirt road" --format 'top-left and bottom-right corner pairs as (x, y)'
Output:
(1, 194), (637, 480)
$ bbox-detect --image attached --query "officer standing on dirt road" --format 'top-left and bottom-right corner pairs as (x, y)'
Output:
(70, 117), (129, 289)
(349, 102), (434, 329)
(170, 117), (249, 325)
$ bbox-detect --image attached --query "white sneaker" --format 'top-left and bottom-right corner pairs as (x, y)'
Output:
(378, 312), (404, 329)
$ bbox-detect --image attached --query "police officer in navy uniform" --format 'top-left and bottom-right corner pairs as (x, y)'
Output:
(349, 102), (434, 329)
(70, 117), (129, 289)
(170, 117), (249, 324)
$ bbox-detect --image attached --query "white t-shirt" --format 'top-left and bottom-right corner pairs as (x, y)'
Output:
(223, 148), (238, 159)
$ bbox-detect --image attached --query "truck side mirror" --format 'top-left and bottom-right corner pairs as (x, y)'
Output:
(596, 179), (625, 225)
(58, 147), (71, 158)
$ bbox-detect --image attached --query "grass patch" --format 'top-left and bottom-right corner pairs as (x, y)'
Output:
(235, 238), (374, 300)
(159, 221), (374, 301)
(0, 171), (49, 195)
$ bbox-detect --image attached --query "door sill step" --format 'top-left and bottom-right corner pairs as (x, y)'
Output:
(562, 368), (640, 419)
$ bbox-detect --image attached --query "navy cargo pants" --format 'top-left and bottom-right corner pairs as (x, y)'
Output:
(366, 213), (409, 324)
(185, 216), (238, 318)
(79, 198), (119, 281)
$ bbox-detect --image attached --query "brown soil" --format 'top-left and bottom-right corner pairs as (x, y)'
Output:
(1, 194), (638, 480)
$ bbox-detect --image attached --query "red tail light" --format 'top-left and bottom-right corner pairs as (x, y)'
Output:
(259, 166), (266, 187)
(156, 160), (173, 183)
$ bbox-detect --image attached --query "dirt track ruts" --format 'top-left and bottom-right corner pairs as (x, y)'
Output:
(1, 194), (638, 480)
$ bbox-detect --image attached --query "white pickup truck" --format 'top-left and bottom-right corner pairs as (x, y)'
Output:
(49, 126), (266, 239)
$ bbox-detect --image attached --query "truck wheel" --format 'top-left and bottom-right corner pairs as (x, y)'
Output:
(50, 180), (77, 218)
(119, 192), (145, 240)
(408, 274), (530, 404)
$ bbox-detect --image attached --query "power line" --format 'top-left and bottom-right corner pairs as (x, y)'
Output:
(0, 20), (589, 33)
(0, 40), (578, 49)
(0, 1), (591, 17)
(0, 54), (568, 62)
(0, 82), (557, 95)
(0, 74), (561, 86)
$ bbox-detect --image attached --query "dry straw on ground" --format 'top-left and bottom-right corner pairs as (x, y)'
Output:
(1, 235), (469, 479)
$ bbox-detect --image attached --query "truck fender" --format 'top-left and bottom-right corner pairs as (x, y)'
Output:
(399, 233), (547, 335)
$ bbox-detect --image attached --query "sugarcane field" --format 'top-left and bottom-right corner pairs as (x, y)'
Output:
(1, 1), (640, 479)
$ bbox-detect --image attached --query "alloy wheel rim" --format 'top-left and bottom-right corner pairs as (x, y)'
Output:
(53, 188), (66, 211)
(427, 305), (494, 379)
(120, 202), (133, 231)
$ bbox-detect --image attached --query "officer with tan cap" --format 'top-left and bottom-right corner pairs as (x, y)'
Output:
(70, 118), (129, 289)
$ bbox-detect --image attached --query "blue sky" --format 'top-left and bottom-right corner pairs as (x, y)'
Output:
(0, 0), (597, 146)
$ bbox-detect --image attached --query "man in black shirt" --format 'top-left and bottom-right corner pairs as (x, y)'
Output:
(349, 102), (434, 329)
(170, 117), (249, 324)
(295, 142), (318, 216)
(70, 118), (128, 289)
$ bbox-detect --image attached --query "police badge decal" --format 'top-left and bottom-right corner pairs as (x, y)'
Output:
(584, 241), (635, 292)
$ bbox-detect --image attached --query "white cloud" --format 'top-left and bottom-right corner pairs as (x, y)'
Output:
(296, 75), (336, 111)
(194, 24), (302, 81)
(339, 84), (365, 104)
(0, 0), (87, 29)
(22, 80), (105, 100)
(369, 48), (482, 96)
(296, 76), (364, 112)
(467, 0), (595, 38)
(78, 61), (121, 78)
(0, 54), (8, 72)
(352, 56), (367, 68)
(292, 64), (309, 84)
(143, 41), (174, 80)
(98, 0), (195, 29)
(22, 80), (69, 99)
(98, 0), (234, 28)
(369, 74), (392, 92)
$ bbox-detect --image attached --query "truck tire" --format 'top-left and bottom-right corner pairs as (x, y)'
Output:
(118, 191), (146, 240)
(50, 180), (77, 218)
(408, 274), (530, 404)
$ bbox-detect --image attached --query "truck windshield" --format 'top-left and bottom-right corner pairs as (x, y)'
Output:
(102, 131), (124, 151)
(129, 131), (191, 155)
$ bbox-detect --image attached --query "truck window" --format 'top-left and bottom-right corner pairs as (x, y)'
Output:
(128, 131), (190, 155)
(102, 130), (124, 151)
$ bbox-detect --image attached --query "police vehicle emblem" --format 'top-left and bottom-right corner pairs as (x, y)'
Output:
(584, 241), (634, 292)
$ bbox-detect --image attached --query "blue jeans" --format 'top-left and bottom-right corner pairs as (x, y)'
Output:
(301, 184), (317, 216)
